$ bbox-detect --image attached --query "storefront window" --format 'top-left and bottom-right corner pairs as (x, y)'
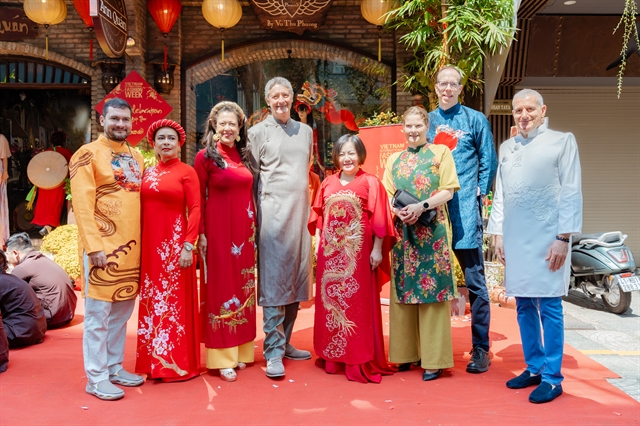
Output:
(195, 58), (388, 170)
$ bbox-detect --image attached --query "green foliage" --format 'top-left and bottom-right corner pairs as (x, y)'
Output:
(362, 111), (402, 127)
(385, 0), (515, 103)
(135, 147), (158, 169)
(64, 178), (71, 201)
(613, 0), (640, 98)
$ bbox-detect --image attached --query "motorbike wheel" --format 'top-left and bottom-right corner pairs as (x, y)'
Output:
(601, 280), (632, 314)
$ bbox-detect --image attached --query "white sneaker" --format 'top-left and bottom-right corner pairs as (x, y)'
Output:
(109, 368), (144, 387)
(265, 357), (285, 378)
(220, 368), (237, 382)
(86, 379), (124, 400)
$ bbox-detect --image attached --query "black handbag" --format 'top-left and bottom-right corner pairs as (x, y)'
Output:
(392, 189), (437, 227)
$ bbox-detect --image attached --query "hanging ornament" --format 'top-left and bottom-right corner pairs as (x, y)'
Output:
(360, 0), (393, 62)
(24, 0), (67, 60)
(202, 0), (242, 62)
(72, 0), (95, 61)
(147, 0), (183, 70)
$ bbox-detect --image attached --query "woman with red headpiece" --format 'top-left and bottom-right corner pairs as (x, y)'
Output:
(135, 119), (202, 382)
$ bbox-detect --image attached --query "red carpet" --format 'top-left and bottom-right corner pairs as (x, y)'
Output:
(1, 294), (638, 425)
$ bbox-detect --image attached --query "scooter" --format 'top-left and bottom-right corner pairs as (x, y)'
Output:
(570, 232), (638, 314)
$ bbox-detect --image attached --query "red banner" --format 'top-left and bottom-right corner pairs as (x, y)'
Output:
(358, 124), (407, 180)
(95, 70), (173, 146)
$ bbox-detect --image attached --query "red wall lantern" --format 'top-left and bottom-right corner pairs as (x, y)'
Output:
(72, 0), (94, 61)
(147, 0), (182, 70)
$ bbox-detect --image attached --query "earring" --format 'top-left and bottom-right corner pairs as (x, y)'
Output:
(213, 133), (220, 141)
(235, 135), (241, 142)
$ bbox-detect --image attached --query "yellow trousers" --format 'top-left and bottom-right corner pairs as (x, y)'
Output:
(389, 276), (454, 370)
(206, 341), (255, 369)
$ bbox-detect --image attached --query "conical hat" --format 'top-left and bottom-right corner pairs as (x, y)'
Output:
(27, 150), (68, 189)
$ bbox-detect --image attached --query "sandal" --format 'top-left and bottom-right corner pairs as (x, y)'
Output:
(220, 368), (237, 382)
(237, 362), (247, 371)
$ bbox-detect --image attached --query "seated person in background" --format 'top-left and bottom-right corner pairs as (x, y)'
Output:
(0, 311), (8, 372)
(0, 250), (47, 348)
(6, 233), (77, 328)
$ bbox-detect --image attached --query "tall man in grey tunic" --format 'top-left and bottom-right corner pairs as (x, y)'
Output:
(248, 77), (313, 378)
(487, 89), (582, 404)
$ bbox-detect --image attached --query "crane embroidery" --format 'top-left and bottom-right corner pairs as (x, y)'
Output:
(231, 242), (244, 257)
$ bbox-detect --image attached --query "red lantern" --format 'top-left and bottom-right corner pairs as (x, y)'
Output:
(72, 0), (94, 61)
(147, 0), (182, 70)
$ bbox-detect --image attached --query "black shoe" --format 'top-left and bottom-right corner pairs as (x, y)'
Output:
(466, 347), (491, 373)
(506, 370), (542, 389)
(397, 360), (420, 372)
(529, 382), (563, 403)
(422, 369), (442, 381)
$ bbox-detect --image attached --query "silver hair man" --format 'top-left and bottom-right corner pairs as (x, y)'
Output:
(264, 77), (293, 100)
(512, 89), (544, 108)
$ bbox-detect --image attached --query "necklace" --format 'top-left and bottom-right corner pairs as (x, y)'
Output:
(106, 137), (134, 158)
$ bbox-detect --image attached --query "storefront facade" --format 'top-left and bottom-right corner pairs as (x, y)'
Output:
(0, 0), (638, 253)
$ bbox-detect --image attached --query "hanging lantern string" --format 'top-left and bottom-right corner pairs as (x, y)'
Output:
(377, 25), (382, 62)
(89, 27), (94, 61)
(45, 24), (50, 60)
(221, 28), (225, 62)
(163, 33), (168, 71)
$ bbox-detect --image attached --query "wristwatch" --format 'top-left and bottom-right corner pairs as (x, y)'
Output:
(422, 201), (430, 211)
(183, 242), (194, 251)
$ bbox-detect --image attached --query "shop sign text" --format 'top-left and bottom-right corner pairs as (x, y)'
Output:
(90, 0), (128, 58)
(0, 8), (38, 41)
(251, 0), (334, 35)
(490, 100), (513, 115)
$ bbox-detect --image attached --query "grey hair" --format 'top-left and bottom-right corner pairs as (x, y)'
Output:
(264, 77), (293, 100)
(513, 89), (544, 107)
(5, 232), (33, 252)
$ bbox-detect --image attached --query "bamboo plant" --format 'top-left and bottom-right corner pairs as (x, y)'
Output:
(385, 0), (515, 109)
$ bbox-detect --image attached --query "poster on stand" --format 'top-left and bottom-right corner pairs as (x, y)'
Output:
(358, 124), (406, 180)
(95, 70), (173, 146)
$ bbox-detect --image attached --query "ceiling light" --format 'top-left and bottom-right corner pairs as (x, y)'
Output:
(564, 1), (576, 5)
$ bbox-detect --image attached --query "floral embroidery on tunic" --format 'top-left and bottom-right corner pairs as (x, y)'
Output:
(209, 271), (256, 333)
(137, 216), (188, 376)
(320, 190), (364, 359)
(505, 182), (560, 225)
(143, 165), (171, 192)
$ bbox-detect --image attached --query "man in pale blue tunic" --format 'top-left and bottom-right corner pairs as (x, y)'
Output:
(428, 66), (498, 373)
(248, 77), (313, 379)
(487, 89), (582, 404)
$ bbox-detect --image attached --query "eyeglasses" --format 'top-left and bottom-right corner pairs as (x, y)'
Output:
(436, 81), (460, 89)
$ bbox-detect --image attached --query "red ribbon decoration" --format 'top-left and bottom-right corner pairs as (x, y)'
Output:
(147, 0), (182, 70)
(72, 0), (94, 61)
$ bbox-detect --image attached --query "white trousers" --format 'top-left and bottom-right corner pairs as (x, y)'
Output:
(82, 253), (135, 383)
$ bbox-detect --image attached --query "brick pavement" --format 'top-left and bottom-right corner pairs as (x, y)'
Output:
(563, 289), (640, 401)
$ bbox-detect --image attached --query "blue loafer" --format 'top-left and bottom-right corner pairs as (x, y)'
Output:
(506, 370), (542, 389)
(529, 382), (563, 403)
